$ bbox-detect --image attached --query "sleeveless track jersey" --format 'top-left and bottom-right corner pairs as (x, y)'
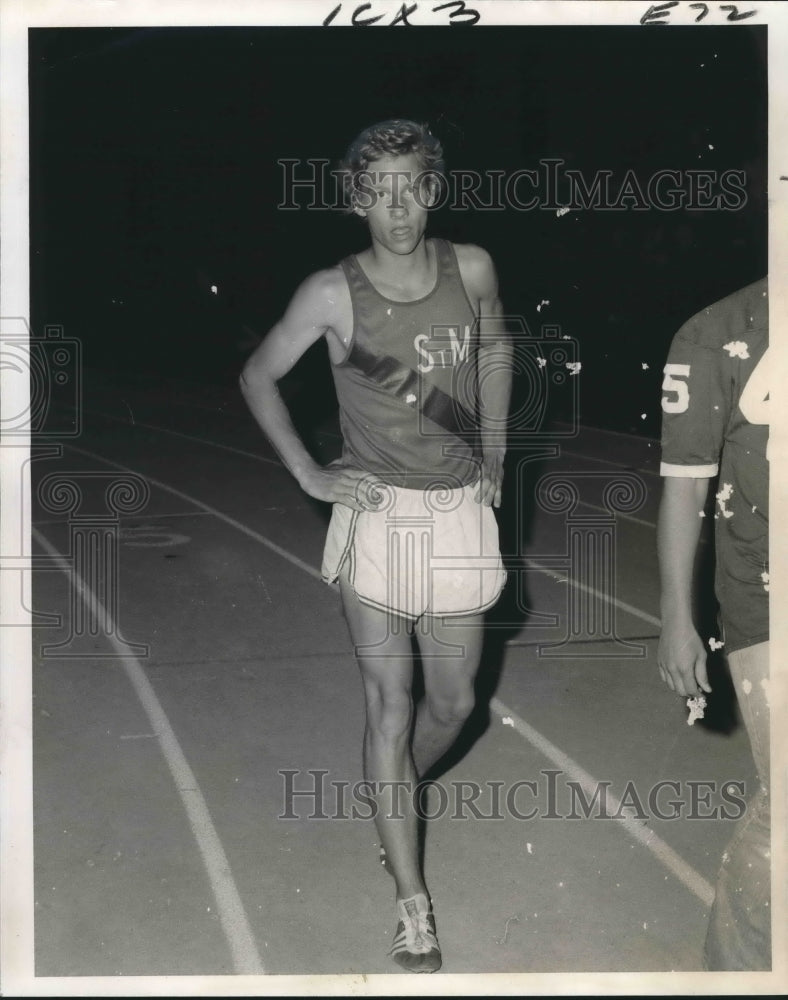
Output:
(332, 239), (481, 490)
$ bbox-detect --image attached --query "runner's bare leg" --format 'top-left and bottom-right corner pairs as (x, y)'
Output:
(339, 572), (425, 902)
(412, 614), (484, 777)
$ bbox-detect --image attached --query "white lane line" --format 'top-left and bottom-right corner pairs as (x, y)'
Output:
(489, 698), (715, 907)
(58, 445), (713, 908)
(75, 402), (663, 486)
(561, 420), (660, 444)
(63, 443), (655, 622)
(117, 510), (216, 519)
(32, 510), (216, 528)
(522, 558), (662, 629)
(32, 527), (266, 975)
(557, 447), (660, 479)
(74, 407), (665, 529)
(63, 444), (323, 583)
(66, 404), (282, 467)
(574, 499), (656, 530)
(570, 500), (709, 542)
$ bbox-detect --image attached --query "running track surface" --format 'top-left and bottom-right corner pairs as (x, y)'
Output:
(26, 369), (761, 985)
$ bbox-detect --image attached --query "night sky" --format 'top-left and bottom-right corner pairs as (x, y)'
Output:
(29, 24), (767, 436)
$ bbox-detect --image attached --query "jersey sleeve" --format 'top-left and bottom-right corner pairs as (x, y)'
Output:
(659, 321), (728, 478)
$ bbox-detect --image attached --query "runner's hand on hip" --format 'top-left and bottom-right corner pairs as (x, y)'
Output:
(300, 466), (384, 512)
(475, 449), (504, 508)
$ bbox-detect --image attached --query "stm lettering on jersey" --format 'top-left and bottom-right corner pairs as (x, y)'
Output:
(415, 326), (472, 371)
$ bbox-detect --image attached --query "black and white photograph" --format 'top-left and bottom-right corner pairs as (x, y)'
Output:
(1, 0), (786, 994)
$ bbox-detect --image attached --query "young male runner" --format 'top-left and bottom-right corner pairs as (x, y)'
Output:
(656, 278), (770, 969)
(241, 120), (512, 972)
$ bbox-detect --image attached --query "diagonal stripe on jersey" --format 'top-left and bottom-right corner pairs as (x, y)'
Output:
(346, 340), (478, 447)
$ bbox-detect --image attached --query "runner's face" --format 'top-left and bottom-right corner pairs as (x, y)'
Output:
(354, 153), (435, 255)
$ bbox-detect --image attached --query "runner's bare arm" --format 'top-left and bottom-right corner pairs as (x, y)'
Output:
(239, 270), (372, 511)
(656, 475), (713, 697)
(457, 244), (512, 508)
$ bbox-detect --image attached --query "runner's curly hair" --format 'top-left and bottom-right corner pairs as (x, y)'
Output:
(338, 119), (444, 212)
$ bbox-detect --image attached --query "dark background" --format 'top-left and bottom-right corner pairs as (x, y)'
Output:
(29, 25), (767, 437)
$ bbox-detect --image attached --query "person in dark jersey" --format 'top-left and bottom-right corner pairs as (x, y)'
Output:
(240, 120), (512, 973)
(657, 278), (770, 970)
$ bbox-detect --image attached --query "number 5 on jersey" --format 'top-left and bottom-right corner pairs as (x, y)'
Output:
(661, 363), (690, 413)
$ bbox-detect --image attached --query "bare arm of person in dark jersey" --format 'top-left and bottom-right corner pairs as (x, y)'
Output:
(657, 475), (712, 697)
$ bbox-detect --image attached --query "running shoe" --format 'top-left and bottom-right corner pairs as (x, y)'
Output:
(389, 893), (442, 973)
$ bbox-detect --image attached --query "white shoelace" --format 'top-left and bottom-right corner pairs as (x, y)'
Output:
(392, 897), (438, 955)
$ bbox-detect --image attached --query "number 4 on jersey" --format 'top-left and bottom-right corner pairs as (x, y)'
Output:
(739, 347), (770, 461)
(739, 347), (769, 425)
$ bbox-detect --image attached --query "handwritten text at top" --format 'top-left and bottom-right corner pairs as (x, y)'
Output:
(641, 2), (757, 25)
(323, 2), (480, 27)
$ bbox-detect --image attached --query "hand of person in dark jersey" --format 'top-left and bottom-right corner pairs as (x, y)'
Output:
(657, 620), (711, 698)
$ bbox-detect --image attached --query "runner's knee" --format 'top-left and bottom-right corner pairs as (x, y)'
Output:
(363, 678), (414, 742)
(426, 688), (475, 727)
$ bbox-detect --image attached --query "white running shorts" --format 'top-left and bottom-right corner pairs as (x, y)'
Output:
(321, 481), (506, 619)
